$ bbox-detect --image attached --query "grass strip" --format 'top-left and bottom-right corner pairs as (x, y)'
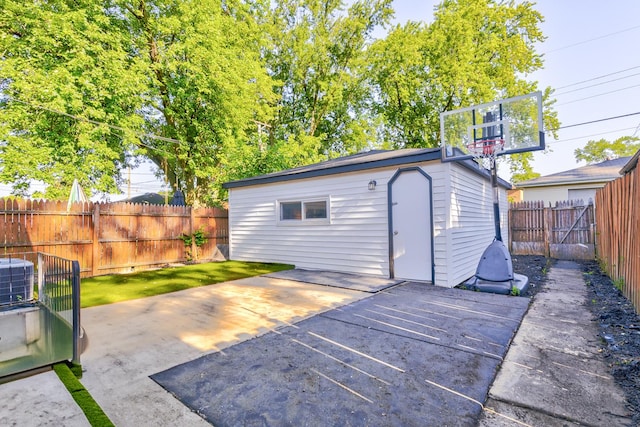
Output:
(81, 261), (293, 308)
(53, 363), (114, 427)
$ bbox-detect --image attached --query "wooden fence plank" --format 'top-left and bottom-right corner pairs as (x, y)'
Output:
(510, 199), (595, 260)
(596, 164), (640, 314)
(0, 199), (228, 277)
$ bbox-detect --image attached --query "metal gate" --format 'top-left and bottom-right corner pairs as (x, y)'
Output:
(0, 253), (81, 379)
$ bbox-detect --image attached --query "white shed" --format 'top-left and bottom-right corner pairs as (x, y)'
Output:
(222, 148), (510, 288)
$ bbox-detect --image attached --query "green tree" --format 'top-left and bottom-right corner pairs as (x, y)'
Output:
(574, 136), (640, 164)
(1, 0), (275, 206)
(367, 0), (559, 180)
(0, 0), (146, 198)
(264, 0), (393, 159)
(121, 0), (276, 206)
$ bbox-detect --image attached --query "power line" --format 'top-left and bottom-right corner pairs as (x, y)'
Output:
(546, 126), (638, 145)
(555, 65), (640, 90)
(129, 179), (167, 186)
(547, 111), (640, 131)
(555, 83), (640, 106)
(11, 98), (183, 148)
(554, 71), (640, 96)
(544, 24), (640, 54)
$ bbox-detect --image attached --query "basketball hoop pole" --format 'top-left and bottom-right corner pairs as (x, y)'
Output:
(491, 161), (502, 242)
(480, 111), (502, 242)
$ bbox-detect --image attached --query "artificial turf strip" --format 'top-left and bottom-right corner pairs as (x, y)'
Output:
(80, 261), (294, 308)
(53, 363), (115, 427)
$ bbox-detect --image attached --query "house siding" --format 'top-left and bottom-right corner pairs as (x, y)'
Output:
(523, 183), (606, 204)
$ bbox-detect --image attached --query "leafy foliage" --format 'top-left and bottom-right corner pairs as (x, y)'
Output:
(574, 136), (640, 164)
(115, 0), (277, 207)
(180, 226), (208, 261)
(0, 0), (275, 205)
(0, 0), (146, 198)
(367, 0), (559, 177)
(0, 0), (558, 203)
(509, 152), (540, 184)
(264, 0), (393, 157)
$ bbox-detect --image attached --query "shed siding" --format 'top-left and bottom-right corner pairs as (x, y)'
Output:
(445, 164), (509, 286)
(229, 169), (393, 276)
(228, 160), (503, 288)
(422, 166), (449, 286)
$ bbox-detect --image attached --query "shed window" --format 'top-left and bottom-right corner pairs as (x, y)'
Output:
(304, 201), (327, 219)
(280, 202), (302, 220)
(278, 198), (329, 224)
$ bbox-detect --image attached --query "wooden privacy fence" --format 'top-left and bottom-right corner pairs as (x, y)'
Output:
(596, 165), (639, 313)
(0, 198), (228, 277)
(509, 199), (595, 260)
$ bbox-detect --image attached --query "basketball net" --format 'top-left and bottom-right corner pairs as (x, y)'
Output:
(466, 139), (505, 169)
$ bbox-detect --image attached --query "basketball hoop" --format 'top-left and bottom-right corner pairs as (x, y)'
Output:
(466, 138), (505, 157)
(440, 91), (545, 247)
(466, 138), (504, 168)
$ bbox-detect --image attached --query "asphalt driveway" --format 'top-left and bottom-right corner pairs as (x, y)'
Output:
(152, 281), (529, 426)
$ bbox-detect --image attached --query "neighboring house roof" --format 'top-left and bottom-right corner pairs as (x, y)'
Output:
(115, 191), (185, 206)
(620, 149), (640, 175)
(223, 148), (512, 189)
(517, 157), (632, 188)
(122, 192), (168, 205)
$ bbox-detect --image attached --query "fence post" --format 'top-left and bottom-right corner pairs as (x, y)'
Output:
(190, 207), (197, 261)
(71, 260), (81, 365)
(544, 206), (552, 257)
(37, 252), (44, 299)
(508, 207), (513, 253)
(91, 203), (100, 276)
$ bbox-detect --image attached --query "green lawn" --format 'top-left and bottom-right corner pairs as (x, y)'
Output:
(54, 363), (115, 427)
(81, 261), (293, 308)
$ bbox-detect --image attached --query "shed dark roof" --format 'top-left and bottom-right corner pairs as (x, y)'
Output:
(222, 148), (512, 189)
(517, 157), (631, 188)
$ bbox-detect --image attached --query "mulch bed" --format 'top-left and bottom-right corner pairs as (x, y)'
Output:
(581, 260), (640, 425)
(511, 255), (640, 425)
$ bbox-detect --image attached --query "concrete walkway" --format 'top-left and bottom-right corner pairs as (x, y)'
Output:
(77, 276), (367, 426)
(1, 369), (90, 427)
(479, 260), (633, 426)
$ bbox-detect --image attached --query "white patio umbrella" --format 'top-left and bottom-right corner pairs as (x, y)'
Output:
(67, 179), (88, 211)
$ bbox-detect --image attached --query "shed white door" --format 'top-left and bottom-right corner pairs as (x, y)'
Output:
(390, 169), (433, 281)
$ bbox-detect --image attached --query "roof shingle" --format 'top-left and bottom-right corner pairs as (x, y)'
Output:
(517, 157), (631, 188)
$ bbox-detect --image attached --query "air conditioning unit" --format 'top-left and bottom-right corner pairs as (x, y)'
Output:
(0, 258), (35, 305)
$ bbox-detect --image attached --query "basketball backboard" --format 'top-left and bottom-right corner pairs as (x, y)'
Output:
(440, 91), (545, 162)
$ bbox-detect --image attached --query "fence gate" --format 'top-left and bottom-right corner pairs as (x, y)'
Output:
(510, 200), (595, 260)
